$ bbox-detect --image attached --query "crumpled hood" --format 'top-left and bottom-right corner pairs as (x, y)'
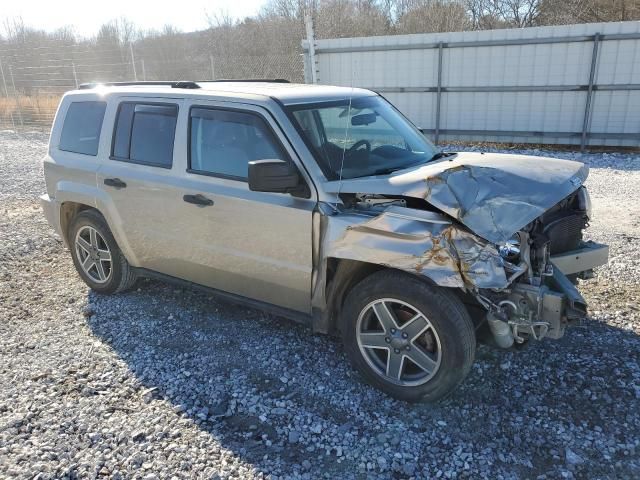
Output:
(325, 152), (589, 244)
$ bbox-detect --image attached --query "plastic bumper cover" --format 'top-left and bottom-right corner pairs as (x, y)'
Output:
(40, 194), (61, 237)
(550, 241), (608, 275)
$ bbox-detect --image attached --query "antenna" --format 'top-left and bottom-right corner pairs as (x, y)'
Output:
(334, 60), (356, 209)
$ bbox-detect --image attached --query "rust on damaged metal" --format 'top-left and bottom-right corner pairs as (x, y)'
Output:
(323, 206), (509, 290)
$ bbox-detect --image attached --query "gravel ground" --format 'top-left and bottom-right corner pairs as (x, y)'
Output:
(1, 131), (639, 479)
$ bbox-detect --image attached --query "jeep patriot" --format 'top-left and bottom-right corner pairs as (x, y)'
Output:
(41, 80), (608, 401)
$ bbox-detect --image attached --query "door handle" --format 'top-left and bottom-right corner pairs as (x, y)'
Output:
(104, 178), (127, 189)
(183, 194), (214, 207)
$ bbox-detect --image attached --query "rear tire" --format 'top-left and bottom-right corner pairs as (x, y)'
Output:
(341, 270), (475, 402)
(68, 209), (137, 294)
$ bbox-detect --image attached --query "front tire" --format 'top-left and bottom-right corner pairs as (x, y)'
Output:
(342, 270), (476, 402)
(68, 209), (137, 294)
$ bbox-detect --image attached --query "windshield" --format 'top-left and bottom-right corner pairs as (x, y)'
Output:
(288, 96), (439, 179)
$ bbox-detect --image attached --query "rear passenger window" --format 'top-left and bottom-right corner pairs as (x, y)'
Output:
(112, 103), (177, 168)
(59, 101), (106, 156)
(189, 107), (289, 179)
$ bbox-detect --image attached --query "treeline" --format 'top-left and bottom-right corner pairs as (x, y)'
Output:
(1, 0), (639, 93)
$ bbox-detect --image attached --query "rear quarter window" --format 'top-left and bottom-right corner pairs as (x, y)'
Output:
(59, 101), (107, 156)
(111, 102), (178, 168)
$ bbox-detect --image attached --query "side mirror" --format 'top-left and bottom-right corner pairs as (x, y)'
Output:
(248, 159), (306, 196)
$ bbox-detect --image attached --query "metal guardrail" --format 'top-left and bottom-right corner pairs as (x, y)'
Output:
(305, 32), (640, 150)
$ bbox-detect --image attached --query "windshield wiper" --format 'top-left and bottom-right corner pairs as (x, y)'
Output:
(370, 153), (456, 176)
(429, 151), (457, 161)
(371, 159), (428, 176)
(371, 166), (405, 176)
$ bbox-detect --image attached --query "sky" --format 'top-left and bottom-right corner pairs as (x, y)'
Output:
(1, 0), (268, 37)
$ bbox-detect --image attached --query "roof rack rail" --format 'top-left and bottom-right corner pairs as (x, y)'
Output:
(203, 79), (290, 83)
(77, 79), (290, 91)
(78, 81), (201, 90)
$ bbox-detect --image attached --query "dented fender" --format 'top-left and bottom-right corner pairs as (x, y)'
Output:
(310, 204), (509, 322)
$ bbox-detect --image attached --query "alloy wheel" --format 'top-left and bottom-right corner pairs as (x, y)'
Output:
(356, 298), (442, 386)
(74, 225), (112, 284)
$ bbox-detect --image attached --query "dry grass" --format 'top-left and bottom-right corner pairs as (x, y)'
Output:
(0, 95), (61, 129)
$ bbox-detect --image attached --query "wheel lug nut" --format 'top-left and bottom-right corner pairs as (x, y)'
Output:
(405, 346), (411, 351)
(394, 348), (400, 354)
(390, 328), (396, 334)
(402, 332), (408, 338)
(385, 337), (391, 343)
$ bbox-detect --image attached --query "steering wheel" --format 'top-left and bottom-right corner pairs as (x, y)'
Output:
(346, 139), (371, 156)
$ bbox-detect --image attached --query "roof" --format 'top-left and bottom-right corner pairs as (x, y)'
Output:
(74, 81), (376, 106)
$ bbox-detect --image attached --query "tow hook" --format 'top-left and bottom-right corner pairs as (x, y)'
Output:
(487, 310), (515, 349)
(509, 320), (549, 343)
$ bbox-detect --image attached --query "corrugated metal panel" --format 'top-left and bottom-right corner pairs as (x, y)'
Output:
(308, 21), (640, 148)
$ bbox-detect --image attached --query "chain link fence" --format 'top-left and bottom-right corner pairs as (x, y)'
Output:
(0, 44), (304, 131)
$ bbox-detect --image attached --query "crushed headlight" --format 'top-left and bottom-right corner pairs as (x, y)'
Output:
(499, 232), (521, 262)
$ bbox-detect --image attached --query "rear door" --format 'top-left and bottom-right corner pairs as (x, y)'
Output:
(96, 97), (185, 270)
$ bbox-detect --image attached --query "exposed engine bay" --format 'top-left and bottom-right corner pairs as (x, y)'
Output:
(475, 187), (593, 347)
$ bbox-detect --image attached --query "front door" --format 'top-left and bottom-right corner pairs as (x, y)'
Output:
(160, 101), (315, 313)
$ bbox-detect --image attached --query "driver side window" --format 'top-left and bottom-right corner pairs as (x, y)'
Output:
(189, 107), (289, 180)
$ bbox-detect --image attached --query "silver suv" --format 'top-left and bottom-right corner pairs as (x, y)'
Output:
(41, 80), (608, 402)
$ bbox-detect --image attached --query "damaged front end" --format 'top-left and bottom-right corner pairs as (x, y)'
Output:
(316, 152), (608, 348)
(477, 227), (590, 349)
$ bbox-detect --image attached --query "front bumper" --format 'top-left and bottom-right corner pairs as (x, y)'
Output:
(550, 241), (609, 276)
(40, 194), (62, 237)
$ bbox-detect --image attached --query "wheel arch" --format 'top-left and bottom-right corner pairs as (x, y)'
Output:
(316, 258), (483, 336)
(318, 258), (443, 335)
(59, 200), (138, 267)
(59, 201), (94, 245)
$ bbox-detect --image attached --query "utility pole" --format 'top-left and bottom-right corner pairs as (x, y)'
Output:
(8, 65), (23, 127)
(141, 59), (146, 81)
(0, 57), (9, 97)
(129, 43), (138, 81)
(72, 62), (79, 88)
(304, 12), (318, 84)
(0, 57), (15, 129)
(210, 55), (216, 80)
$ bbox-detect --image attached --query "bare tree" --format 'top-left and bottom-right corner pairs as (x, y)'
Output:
(2, 17), (27, 42)
(396, 1), (472, 33)
(314, 0), (391, 38)
(538, 0), (640, 25)
(206, 9), (238, 29)
(465, 0), (540, 28)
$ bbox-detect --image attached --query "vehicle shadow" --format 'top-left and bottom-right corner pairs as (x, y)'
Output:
(85, 277), (640, 479)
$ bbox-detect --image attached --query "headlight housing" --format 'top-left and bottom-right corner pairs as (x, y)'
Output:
(499, 232), (521, 262)
(576, 186), (592, 220)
